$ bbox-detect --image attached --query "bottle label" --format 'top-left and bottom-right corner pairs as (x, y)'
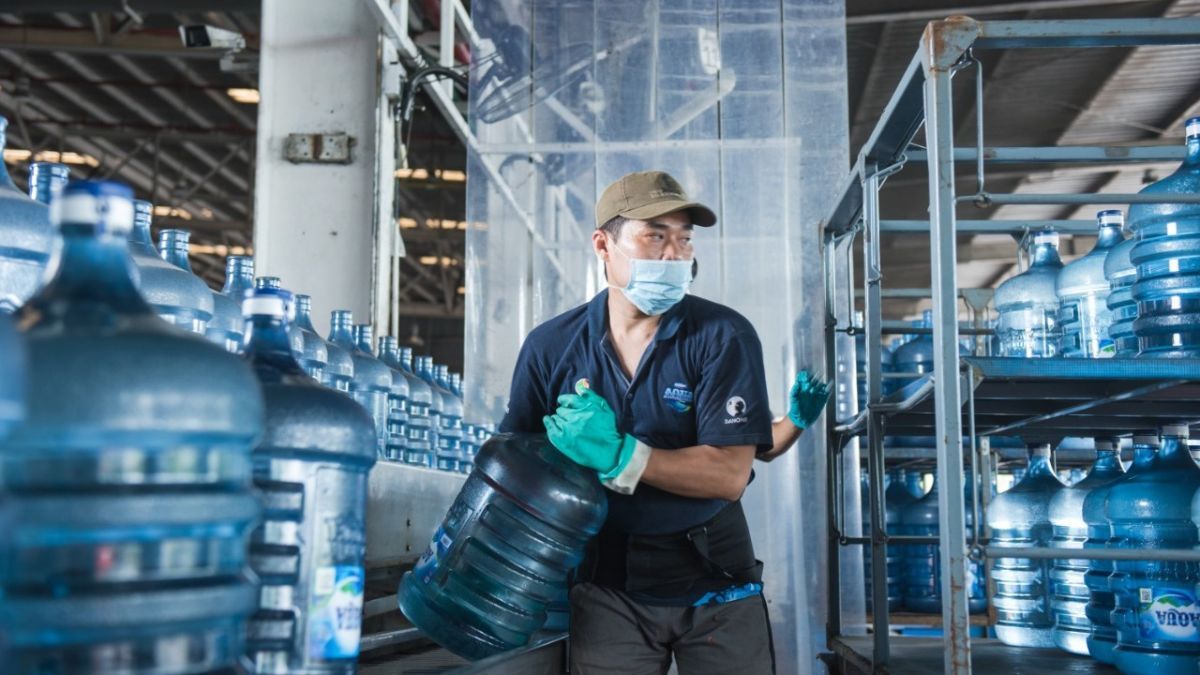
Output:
(1098, 338), (1116, 356)
(413, 524), (454, 584)
(307, 565), (365, 659)
(1138, 585), (1200, 643)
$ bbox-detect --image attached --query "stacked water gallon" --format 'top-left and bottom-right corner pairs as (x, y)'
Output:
(900, 470), (988, 615)
(0, 181), (265, 670)
(989, 230), (1068, 647)
(862, 469), (920, 613)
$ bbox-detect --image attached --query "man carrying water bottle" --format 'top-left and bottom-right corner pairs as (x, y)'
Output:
(500, 170), (828, 674)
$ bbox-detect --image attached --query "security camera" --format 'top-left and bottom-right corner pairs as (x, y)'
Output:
(179, 25), (245, 51)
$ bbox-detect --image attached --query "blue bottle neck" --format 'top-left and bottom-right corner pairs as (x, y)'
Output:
(29, 163), (70, 204)
(159, 233), (193, 272)
(223, 259), (255, 297)
(1091, 447), (1122, 475)
(1131, 444), (1158, 468)
(295, 302), (317, 332)
(1095, 223), (1124, 250)
(1186, 135), (1199, 166)
(244, 314), (306, 379)
(355, 327), (375, 355)
(328, 312), (357, 348)
(0, 124), (14, 189)
(400, 349), (414, 373)
(379, 339), (400, 363)
(129, 218), (156, 254)
(1025, 446), (1057, 477)
(1030, 242), (1062, 268)
(31, 224), (149, 316)
(1157, 434), (1192, 467)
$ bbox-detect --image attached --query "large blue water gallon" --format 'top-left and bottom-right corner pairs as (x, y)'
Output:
(1109, 425), (1200, 674)
(205, 255), (254, 354)
(1129, 118), (1200, 358)
(375, 336), (410, 464)
(862, 470), (906, 613)
(1103, 211), (1140, 357)
(0, 139), (60, 313)
(240, 288), (377, 672)
(126, 199), (214, 334)
(415, 355), (446, 465)
(996, 230), (1065, 358)
(328, 311), (390, 458)
(987, 443), (1066, 647)
(899, 472), (988, 614)
(1058, 211), (1125, 358)
(1085, 433), (1159, 664)
(156, 228), (213, 335)
(398, 433), (607, 660)
(290, 293), (328, 381)
(0, 180), (265, 672)
(434, 364), (465, 472)
(394, 346), (435, 467)
(1048, 438), (1126, 655)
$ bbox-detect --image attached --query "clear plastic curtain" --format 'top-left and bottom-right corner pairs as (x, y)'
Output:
(464, 2), (850, 671)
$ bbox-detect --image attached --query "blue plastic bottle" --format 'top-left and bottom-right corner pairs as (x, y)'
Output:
(415, 355), (446, 467)
(996, 230), (1065, 358)
(1129, 118), (1200, 357)
(398, 433), (607, 659)
(397, 347), (436, 467)
(157, 228), (214, 335)
(126, 199), (214, 334)
(205, 255), (255, 353)
(434, 364), (464, 472)
(256, 276), (281, 290)
(987, 443), (1066, 647)
(1048, 438), (1126, 655)
(241, 288), (377, 672)
(0, 180), (264, 671)
(904, 470), (927, 499)
(0, 122), (58, 312)
(1058, 211), (1124, 358)
(328, 313), (390, 458)
(899, 471), (988, 614)
(863, 469), (914, 612)
(377, 335), (411, 463)
(1109, 425), (1200, 674)
(290, 293), (328, 381)
(1104, 212), (1140, 357)
(1085, 433), (1159, 664)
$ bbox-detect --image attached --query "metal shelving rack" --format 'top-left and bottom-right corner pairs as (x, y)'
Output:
(821, 16), (1200, 675)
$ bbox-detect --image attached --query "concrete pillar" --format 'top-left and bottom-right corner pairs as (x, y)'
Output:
(254, 0), (381, 330)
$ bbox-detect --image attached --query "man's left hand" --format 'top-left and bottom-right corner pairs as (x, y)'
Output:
(787, 370), (830, 429)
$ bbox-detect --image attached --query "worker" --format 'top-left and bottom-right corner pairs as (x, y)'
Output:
(499, 170), (829, 674)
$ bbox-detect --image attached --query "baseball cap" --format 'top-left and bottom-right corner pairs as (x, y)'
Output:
(595, 170), (717, 229)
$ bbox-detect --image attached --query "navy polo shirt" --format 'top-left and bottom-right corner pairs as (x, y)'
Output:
(499, 290), (773, 536)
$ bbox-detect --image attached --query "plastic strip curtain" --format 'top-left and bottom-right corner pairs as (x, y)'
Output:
(464, 2), (850, 671)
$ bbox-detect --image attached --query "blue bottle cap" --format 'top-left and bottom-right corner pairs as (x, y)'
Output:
(52, 180), (135, 233)
(1096, 209), (1123, 227)
(1186, 116), (1200, 139)
(243, 287), (294, 319)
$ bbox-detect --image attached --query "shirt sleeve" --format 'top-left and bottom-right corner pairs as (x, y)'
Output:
(693, 327), (774, 452)
(498, 335), (551, 434)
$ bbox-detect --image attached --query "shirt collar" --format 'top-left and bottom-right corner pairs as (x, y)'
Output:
(587, 289), (686, 343)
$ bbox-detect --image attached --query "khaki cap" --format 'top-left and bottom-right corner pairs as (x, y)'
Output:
(595, 170), (717, 229)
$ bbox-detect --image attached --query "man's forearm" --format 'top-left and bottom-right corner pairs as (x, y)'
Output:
(638, 443), (756, 501)
(759, 417), (803, 462)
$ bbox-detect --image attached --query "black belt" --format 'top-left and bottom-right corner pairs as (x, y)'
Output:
(587, 501), (762, 599)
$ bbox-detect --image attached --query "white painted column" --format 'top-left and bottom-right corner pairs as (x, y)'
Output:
(254, 0), (381, 329)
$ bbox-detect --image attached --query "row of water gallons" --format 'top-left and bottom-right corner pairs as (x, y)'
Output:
(0, 123), (504, 671)
(855, 117), (1200, 673)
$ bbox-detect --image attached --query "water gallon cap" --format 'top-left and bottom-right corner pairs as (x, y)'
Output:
(1096, 210), (1124, 227)
(1094, 438), (1114, 451)
(1033, 229), (1059, 248)
(1160, 423), (1190, 439)
(1186, 116), (1200, 139)
(243, 287), (294, 319)
(133, 199), (153, 225)
(28, 162), (71, 205)
(52, 180), (135, 234)
(1132, 433), (1160, 447)
(255, 276), (281, 290)
(1030, 443), (1053, 457)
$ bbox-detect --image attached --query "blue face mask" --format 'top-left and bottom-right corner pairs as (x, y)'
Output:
(610, 244), (693, 316)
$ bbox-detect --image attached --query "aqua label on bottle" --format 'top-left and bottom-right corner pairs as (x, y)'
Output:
(1138, 586), (1200, 642)
(307, 565), (365, 659)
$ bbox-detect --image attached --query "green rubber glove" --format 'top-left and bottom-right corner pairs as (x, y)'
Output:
(787, 370), (830, 429)
(543, 380), (639, 479)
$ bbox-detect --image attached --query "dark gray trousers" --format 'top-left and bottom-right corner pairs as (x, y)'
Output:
(568, 583), (775, 675)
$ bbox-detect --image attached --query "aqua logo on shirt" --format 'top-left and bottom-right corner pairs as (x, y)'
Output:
(662, 382), (694, 413)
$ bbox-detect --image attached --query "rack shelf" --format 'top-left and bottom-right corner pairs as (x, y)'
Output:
(830, 636), (1114, 675)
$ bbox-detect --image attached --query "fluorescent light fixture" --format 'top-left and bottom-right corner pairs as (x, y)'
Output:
(394, 168), (466, 183)
(4, 148), (99, 167)
(418, 255), (457, 267)
(190, 244), (253, 256)
(226, 87), (260, 104)
(153, 205), (193, 221)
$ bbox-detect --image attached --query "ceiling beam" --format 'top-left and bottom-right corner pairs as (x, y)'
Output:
(846, 0), (1147, 25)
(3, 1), (261, 12)
(0, 26), (252, 59)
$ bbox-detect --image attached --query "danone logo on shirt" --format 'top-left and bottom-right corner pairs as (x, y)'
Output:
(662, 382), (694, 413)
(724, 396), (748, 424)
